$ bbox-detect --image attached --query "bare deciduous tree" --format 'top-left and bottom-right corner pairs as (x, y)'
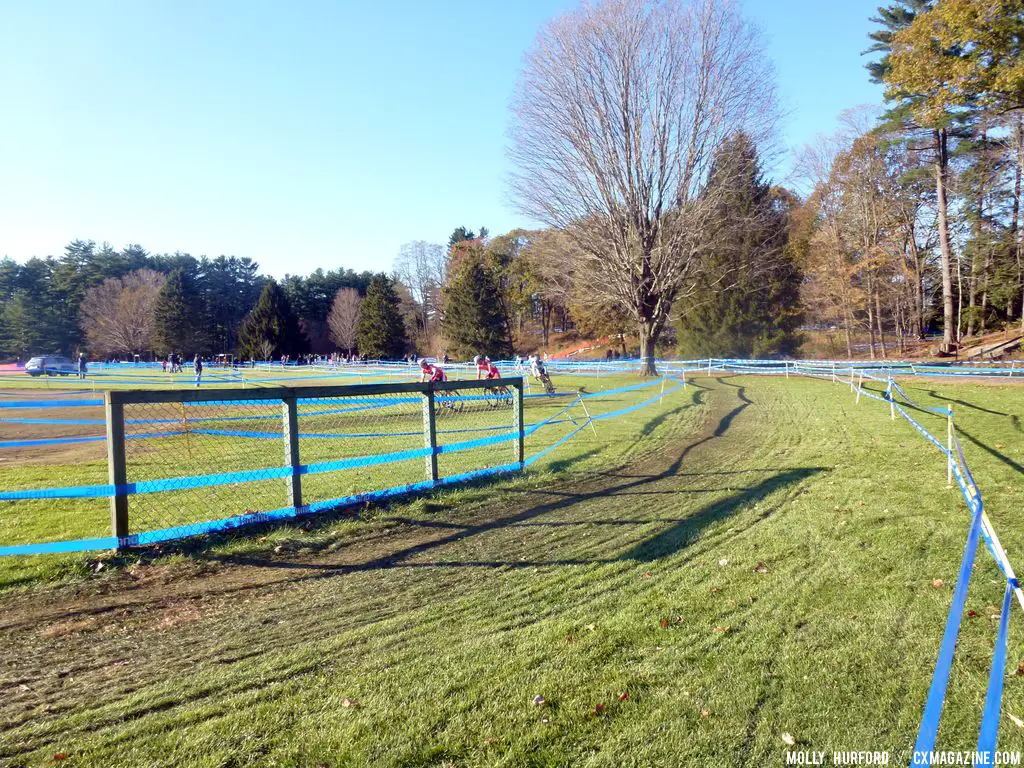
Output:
(328, 287), (362, 354)
(509, 0), (777, 374)
(80, 269), (166, 357)
(393, 241), (445, 339)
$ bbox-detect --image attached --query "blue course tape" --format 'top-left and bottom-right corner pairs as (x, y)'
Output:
(0, 417), (105, 425)
(912, 496), (985, 765)
(0, 399), (102, 409)
(977, 583), (1014, 758)
(0, 435), (105, 448)
(0, 535), (120, 556)
(524, 420), (590, 467)
(0, 462), (524, 555)
(0, 428), (520, 500)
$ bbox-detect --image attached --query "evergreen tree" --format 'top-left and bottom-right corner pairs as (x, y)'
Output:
(153, 269), (208, 356)
(447, 227), (476, 253)
(675, 133), (801, 358)
(356, 274), (409, 359)
(441, 257), (514, 359)
(237, 279), (306, 360)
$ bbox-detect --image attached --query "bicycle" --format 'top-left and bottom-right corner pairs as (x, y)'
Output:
(434, 390), (464, 417)
(535, 372), (556, 395)
(483, 385), (513, 409)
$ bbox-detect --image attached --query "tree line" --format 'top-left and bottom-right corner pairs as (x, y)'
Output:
(0, 241), (377, 360)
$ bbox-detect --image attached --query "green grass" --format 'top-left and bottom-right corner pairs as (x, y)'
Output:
(1, 375), (1023, 766)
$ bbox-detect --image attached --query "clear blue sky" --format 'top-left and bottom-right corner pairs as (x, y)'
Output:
(0, 0), (882, 278)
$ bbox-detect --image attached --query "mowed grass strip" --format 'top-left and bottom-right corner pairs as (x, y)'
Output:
(0, 376), (1022, 766)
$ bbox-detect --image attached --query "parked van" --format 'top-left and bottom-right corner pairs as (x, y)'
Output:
(24, 356), (76, 376)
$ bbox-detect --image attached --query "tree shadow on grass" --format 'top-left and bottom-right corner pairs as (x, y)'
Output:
(926, 390), (1013, 418)
(954, 426), (1024, 477)
(617, 467), (822, 562)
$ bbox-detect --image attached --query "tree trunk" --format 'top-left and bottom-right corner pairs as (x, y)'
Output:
(967, 139), (986, 338)
(540, 302), (552, 347)
(1015, 118), (1024, 329)
(874, 290), (887, 359)
(935, 128), (957, 350)
(638, 320), (659, 376)
(866, 294), (877, 360)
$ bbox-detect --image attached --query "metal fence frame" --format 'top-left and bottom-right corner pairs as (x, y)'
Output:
(104, 377), (525, 543)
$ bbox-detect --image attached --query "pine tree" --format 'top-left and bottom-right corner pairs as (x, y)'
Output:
(441, 257), (514, 359)
(675, 133), (801, 358)
(356, 274), (409, 359)
(237, 279), (306, 360)
(153, 269), (208, 356)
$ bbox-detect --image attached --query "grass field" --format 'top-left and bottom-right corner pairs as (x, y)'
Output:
(0, 374), (1022, 766)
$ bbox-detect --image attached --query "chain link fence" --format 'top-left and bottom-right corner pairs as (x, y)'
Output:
(108, 379), (524, 544)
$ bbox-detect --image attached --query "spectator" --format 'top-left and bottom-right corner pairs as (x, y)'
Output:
(77, 353), (87, 379)
(194, 354), (203, 388)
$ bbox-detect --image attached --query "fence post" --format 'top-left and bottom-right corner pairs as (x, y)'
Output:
(422, 387), (439, 483)
(855, 371), (863, 403)
(785, 361), (789, 379)
(947, 406), (954, 489)
(513, 380), (525, 468)
(282, 395), (302, 509)
(105, 392), (129, 543)
(888, 378), (895, 421)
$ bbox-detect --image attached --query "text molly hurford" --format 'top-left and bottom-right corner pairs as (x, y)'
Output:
(785, 751), (1023, 766)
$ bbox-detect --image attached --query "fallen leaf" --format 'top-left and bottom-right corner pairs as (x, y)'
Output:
(749, 596), (757, 605)
(753, 561), (769, 574)
(532, 695), (546, 707)
(710, 587), (722, 594)
(1015, 660), (1024, 677)
(931, 579), (945, 589)
(642, 571), (653, 579)
(713, 625), (731, 634)
(341, 698), (360, 709)
(618, 691), (630, 702)
(967, 610), (978, 619)
(674, 615), (684, 625)
(700, 709), (711, 718)
(565, 634), (576, 644)
(996, 443), (1005, 450)
(848, 615), (857, 620)
(593, 703), (606, 716)
(718, 558), (729, 567)
(781, 732), (796, 746)
(484, 737), (499, 747)
(53, 755), (67, 762)
(585, 623), (596, 632)
(18, 684), (30, 692)
(274, 545), (285, 554)
(1008, 712), (1024, 730)
(659, 617), (670, 629)
(727, 599), (737, 606)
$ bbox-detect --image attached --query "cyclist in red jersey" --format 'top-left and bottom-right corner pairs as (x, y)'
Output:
(473, 355), (500, 380)
(419, 358), (446, 383)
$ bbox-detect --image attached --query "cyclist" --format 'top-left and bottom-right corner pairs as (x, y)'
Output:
(474, 355), (501, 381)
(530, 353), (555, 394)
(419, 358), (447, 383)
